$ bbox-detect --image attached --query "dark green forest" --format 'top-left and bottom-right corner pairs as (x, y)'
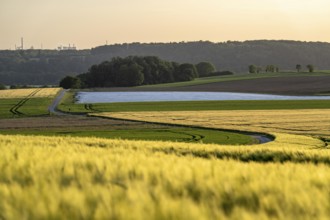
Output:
(61, 56), (218, 88)
(1, 40), (330, 85)
(78, 56), (198, 87)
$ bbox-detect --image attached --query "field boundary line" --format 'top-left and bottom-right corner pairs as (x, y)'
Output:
(89, 114), (274, 144)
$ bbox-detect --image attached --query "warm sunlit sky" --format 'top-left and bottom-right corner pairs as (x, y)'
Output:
(1, 0), (330, 50)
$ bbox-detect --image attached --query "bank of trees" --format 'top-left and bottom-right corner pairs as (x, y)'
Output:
(59, 76), (81, 89)
(62, 56), (215, 88)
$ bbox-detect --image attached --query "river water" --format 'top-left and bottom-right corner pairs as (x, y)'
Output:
(76, 91), (330, 103)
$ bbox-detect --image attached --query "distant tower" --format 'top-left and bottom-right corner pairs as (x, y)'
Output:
(21, 37), (24, 50)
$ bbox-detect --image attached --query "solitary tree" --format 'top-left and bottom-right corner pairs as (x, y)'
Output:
(306, 64), (314, 73)
(196, 62), (216, 77)
(249, 65), (257, 73)
(296, 64), (302, 72)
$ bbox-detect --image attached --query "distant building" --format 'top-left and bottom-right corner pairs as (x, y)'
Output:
(57, 44), (77, 51)
(15, 37), (24, 50)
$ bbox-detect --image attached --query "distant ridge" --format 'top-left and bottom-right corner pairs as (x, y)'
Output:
(91, 40), (330, 72)
(1, 40), (330, 84)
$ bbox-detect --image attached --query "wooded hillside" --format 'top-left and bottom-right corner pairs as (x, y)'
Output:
(1, 40), (330, 85)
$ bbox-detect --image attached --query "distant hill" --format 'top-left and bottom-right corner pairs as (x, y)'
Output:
(1, 40), (330, 85)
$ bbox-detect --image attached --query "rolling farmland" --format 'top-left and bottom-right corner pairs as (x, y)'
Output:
(3, 0), (330, 218)
(96, 109), (330, 141)
(93, 109), (330, 161)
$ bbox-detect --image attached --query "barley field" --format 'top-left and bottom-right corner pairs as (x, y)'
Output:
(0, 134), (330, 220)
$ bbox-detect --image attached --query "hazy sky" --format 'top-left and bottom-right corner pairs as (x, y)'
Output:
(1, 0), (330, 49)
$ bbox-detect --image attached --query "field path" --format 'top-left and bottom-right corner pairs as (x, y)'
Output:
(48, 89), (68, 116)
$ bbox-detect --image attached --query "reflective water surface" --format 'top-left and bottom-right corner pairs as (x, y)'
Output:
(76, 91), (330, 103)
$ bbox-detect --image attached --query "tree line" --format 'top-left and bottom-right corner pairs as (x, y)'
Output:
(59, 56), (218, 89)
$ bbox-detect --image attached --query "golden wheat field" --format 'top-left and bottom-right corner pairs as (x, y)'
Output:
(1, 134), (330, 220)
(95, 109), (330, 140)
(0, 88), (61, 99)
(1, 108), (330, 219)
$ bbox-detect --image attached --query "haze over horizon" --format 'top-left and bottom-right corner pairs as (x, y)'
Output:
(1, 0), (330, 50)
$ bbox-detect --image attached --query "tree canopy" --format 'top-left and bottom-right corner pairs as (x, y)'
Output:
(72, 56), (204, 88)
(59, 76), (81, 89)
(196, 62), (216, 77)
(249, 65), (258, 73)
(296, 64), (302, 72)
(306, 64), (315, 73)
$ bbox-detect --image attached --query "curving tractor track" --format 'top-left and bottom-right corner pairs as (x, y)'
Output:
(10, 88), (42, 116)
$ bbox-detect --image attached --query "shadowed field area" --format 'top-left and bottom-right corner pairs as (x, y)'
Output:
(0, 116), (256, 145)
(178, 76), (330, 95)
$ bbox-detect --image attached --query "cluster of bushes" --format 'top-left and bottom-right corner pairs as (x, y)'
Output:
(205, 71), (234, 77)
(0, 83), (5, 90)
(0, 84), (45, 90)
(60, 56), (217, 89)
(248, 65), (280, 73)
(296, 64), (315, 73)
(249, 64), (316, 73)
(6, 85), (54, 89)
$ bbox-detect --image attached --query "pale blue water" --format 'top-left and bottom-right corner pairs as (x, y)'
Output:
(76, 92), (330, 103)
